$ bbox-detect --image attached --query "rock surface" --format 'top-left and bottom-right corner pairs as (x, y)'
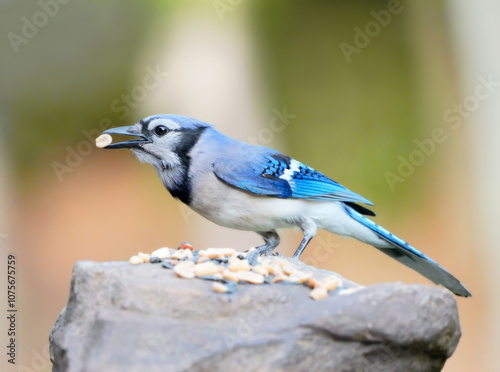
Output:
(50, 260), (461, 372)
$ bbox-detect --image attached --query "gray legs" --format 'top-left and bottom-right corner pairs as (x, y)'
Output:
(255, 230), (280, 255)
(292, 217), (317, 259)
(254, 218), (317, 259)
(292, 236), (314, 258)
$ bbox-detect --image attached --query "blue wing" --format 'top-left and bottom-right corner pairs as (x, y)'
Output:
(213, 152), (373, 205)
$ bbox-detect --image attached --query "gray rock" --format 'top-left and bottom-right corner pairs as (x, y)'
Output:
(50, 260), (461, 372)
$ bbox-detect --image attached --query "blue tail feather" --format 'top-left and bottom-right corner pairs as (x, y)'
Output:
(343, 204), (471, 297)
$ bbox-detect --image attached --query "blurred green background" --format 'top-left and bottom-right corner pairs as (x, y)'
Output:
(1, 0), (498, 371)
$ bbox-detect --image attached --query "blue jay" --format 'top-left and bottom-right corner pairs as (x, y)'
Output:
(102, 114), (470, 297)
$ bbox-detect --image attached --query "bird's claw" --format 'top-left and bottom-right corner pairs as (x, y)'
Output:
(246, 250), (259, 265)
(260, 250), (282, 257)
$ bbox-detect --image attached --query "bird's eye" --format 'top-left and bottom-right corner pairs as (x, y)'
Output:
(154, 125), (168, 136)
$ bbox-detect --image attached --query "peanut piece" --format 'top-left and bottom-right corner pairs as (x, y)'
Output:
(251, 265), (269, 277)
(137, 252), (151, 263)
(194, 261), (219, 277)
(228, 258), (251, 272)
(322, 277), (340, 292)
(95, 134), (112, 148)
(237, 271), (265, 284)
(151, 247), (172, 260)
(310, 287), (328, 301)
(213, 282), (228, 293)
(129, 255), (144, 265)
(174, 262), (195, 279)
(223, 269), (239, 282)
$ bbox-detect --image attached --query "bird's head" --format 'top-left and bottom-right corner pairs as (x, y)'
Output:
(103, 114), (212, 171)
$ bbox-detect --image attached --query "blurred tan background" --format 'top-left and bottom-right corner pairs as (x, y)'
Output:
(0, 0), (498, 371)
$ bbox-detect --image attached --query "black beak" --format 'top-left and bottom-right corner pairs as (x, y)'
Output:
(102, 126), (151, 149)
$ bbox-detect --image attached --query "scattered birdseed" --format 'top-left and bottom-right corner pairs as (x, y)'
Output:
(192, 250), (200, 261)
(228, 258), (251, 272)
(129, 255), (144, 265)
(178, 242), (193, 251)
(213, 282), (229, 293)
(171, 249), (193, 260)
(161, 260), (175, 270)
(196, 256), (210, 264)
(271, 274), (287, 284)
(212, 281), (238, 294)
(271, 274), (288, 284)
(273, 258), (289, 267)
(222, 269), (239, 282)
(287, 272), (308, 284)
(263, 276), (273, 284)
(194, 261), (219, 277)
(150, 256), (161, 264)
(95, 134), (112, 148)
(126, 243), (350, 300)
(162, 259), (180, 268)
(237, 270), (265, 284)
(322, 277), (341, 292)
(214, 272), (224, 279)
(137, 252), (151, 263)
(283, 265), (294, 276)
(268, 263), (284, 276)
(262, 262), (275, 275)
(251, 265), (269, 277)
(307, 278), (318, 289)
(151, 247), (173, 260)
(310, 286), (328, 301)
(201, 248), (236, 259)
(174, 262), (195, 279)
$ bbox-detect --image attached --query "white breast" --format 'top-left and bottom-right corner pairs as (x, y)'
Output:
(188, 172), (304, 231)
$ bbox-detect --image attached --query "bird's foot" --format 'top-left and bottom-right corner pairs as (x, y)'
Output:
(255, 245), (277, 256)
(262, 251), (283, 257)
(245, 250), (260, 265)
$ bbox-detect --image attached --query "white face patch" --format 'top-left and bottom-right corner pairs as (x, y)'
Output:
(132, 130), (183, 170)
(280, 159), (301, 181)
(132, 148), (161, 167)
(147, 118), (181, 131)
